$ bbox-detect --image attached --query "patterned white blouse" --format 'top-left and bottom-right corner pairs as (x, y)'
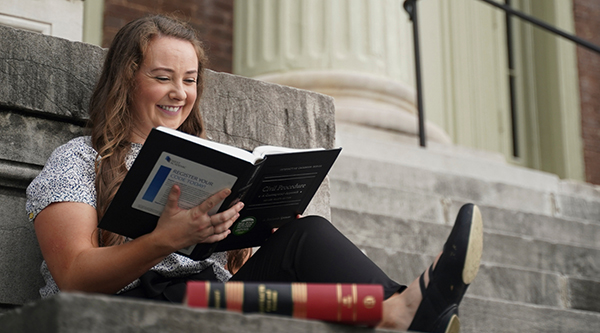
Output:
(26, 136), (231, 298)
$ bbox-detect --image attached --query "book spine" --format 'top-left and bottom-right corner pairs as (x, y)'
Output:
(185, 281), (383, 326)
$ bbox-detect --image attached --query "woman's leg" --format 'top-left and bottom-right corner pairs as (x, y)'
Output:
(230, 215), (420, 330)
(230, 215), (405, 299)
(233, 203), (482, 332)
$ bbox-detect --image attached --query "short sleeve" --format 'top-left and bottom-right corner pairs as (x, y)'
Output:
(26, 137), (98, 222)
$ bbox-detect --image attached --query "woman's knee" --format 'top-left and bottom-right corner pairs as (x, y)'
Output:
(280, 215), (335, 235)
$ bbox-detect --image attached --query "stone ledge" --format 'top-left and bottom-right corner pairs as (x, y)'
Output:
(0, 25), (104, 120)
(0, 110), (87, 166)
(0, 190), (44, 306)
(201, 70), (336, 150)
(0, 25), (337, 153)
(0, 159), (43, 190)
(0, 293), (390, 333)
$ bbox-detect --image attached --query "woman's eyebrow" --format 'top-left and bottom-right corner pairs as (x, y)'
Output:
(150, 67), (198, 74)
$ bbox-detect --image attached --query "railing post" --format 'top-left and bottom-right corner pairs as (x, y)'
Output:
(403, 0), (426, 148)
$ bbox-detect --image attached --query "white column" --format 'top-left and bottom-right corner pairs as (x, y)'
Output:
(234, 0), (451, 143)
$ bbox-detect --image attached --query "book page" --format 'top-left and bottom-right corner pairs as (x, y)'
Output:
(132, 152), (238, 216)
(157, 126), (261, 164)
(252, 146), (324, 159)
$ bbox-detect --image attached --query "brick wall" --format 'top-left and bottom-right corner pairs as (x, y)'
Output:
(102, 0), (234, 73)
(573, 0), (600, 185)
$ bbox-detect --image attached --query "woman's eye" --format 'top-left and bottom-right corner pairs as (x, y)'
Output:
(156, 77), (169, 81)
(185, 78), (197, 84)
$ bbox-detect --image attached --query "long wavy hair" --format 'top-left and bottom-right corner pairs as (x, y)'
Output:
(89, 15), (249, 273)
(89, 15), (206, 246)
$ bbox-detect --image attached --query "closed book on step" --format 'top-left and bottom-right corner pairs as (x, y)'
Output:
(185, 281), (383, 326)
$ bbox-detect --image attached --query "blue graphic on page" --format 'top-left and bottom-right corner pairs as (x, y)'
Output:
(142, 165), (171, 202)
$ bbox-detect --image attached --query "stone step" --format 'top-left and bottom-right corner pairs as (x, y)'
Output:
(330, 154), (554, 217)
(330, 208), (600, 281)
(556, 190), (600, 223)
(335, 122), (560, 194)
(460, 295), (600, 333)
(330, 177), (447, 224)
(567, 276), (600, 313)
(330, 154), (600, 223)
(330, 177), (600, 250)
(0, 293), (387, 333)
(471, 203), (600, 251)
(2, 292), (599, 333)
(348, 239), (600, 313)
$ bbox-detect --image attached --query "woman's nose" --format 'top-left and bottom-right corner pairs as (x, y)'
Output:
(170, 82), (186, 100)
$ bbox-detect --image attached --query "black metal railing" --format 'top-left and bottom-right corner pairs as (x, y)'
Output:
(403, 0), (600, 149)
(403, 0), (425, 147)
(504, 0), (519, 157)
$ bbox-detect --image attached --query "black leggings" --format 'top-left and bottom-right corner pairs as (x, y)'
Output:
(231, 216), (405, 299)
(118, 216), (405, 302)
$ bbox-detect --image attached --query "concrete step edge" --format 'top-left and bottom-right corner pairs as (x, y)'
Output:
(334, 125), (561, 194)
(331, 154), (600, 223)
(1, 291), (598, 333)
(331, 154), (600, 208)
(330, 176), (556, 218)
(332, 205), (600, 252)
(330, 209), (600, 280)
(331, 153), (560, 194)
(330, 177), (600, 227)
(460, 295), (600, 333)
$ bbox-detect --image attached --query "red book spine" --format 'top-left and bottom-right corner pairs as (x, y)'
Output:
(185, 281), (383, 326)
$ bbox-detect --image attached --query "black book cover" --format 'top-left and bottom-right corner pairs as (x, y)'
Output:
(98, 127), (341, 260)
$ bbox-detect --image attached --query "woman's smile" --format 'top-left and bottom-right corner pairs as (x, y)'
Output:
(158, 105), (183, 114)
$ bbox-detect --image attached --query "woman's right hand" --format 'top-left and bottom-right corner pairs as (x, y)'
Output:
(153, 185), (244, 252)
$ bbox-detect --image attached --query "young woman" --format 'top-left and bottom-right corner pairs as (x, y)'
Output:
(26, 15), (483, 333)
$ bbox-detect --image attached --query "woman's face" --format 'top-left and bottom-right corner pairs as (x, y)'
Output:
(130, 36), (199, 143)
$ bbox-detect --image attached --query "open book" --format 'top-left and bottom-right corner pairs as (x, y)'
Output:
(98, 126), (341, 260)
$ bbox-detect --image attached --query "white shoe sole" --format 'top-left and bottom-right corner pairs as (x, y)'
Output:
(462, 205), (483, 285)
